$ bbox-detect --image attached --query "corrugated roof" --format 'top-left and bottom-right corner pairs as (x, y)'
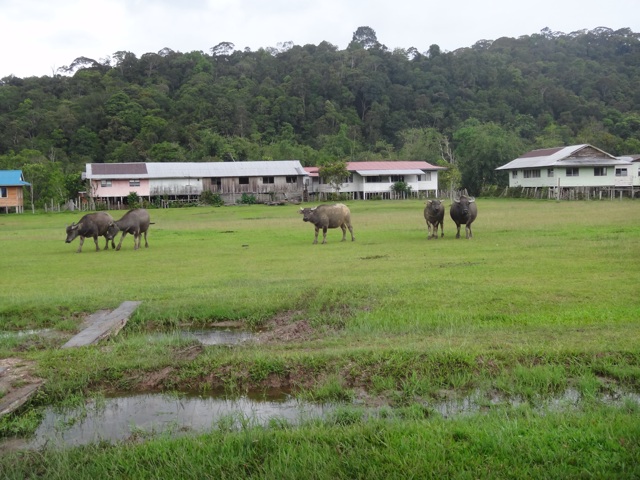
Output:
(496, 144), (627, 170)
(303, 162), (445, 177)
(347, 161), (444, 170)
(356, 169), (427, 176)
(86, 161), (308, 179)
(91, 163), (148, 176)
(0, 170), (31, 186)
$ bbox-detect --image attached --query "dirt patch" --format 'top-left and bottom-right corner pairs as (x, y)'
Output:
(257, 311), (315, 344)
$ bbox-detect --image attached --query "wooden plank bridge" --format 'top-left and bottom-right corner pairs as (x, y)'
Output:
(0, 301), (141, 417)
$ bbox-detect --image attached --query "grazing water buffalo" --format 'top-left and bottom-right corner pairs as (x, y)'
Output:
(65, 212), (115, 253)
(106, 208), (151, 251)
(450, 195), (477, 239)
(299, 203), (355, 244)
(424, 200), (445, 239)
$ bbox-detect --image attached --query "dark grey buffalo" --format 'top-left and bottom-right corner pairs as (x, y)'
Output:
(106, 208), (151, 251)
(299, 203), (355, 244)
(65, 212), (115, 253)
(424, 200), (445, 239)
(449, 195), (478, 239)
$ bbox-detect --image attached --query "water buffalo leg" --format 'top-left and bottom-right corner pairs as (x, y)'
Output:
(340, 224), (347, 241)
(455, 224), (461, 239)
(313, 226), (319, 244)
(348, 224), (355, 241)
(93, 235), (100, 251)
(77, 236), (85, 253)
(322, 226), (328, 244)
(143, 231), (148, 248)
(116, 232), (128, 251)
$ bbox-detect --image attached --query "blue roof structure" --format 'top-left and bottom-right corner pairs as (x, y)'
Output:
(0, 170), (31, 186)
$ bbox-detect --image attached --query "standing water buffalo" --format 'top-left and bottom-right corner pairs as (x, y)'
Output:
(106, 208), (151, 251)
(299, 203), (355, 244)
(65, 212), (115, 253)
(449, 195), (478, 239)
(424, 200), (445, 239)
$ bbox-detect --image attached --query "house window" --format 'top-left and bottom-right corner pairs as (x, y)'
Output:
(345, 174), (353, 183)
(615, 168), (628, 177)
(262, 176), (274, 184)
(129, 179), (140, 187)
(390, 175), (405, 182)
(547, 169), (554, 177)
(100, 180), (112, 187)
(426, 172), (432, 181)
(512, 171), (518, 179)
(212, 177), (222, 188)
(0, 187), (7, 198)
(285, 176), (297, 184)
(594, 167), (607, 177)
(566, 168), (579, 177)
(416, 175), (422, 181)
(523, 169), (541, 178)
(239, 177), (250, 185)
(365, 176), (382, 183)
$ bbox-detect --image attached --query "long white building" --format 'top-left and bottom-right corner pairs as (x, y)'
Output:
(83, 161), (308, 205)
(304, 161), (445, 200)
(496, 144), (639, 198)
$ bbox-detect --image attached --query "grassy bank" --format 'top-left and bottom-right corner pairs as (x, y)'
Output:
(1, 198), (639, 476)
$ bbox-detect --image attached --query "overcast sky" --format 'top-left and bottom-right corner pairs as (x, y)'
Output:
(1, 0), (638, 79)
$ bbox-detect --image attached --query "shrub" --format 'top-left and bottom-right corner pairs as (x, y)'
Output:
(127, 191), (141, 208)
(200, 190), (225, 206)
(240, 193), (257, 205)
(391, 181), (412, 197)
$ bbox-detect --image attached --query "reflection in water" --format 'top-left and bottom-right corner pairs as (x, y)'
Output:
(5, 388), (639, 451)
(184, 328), (255, 345)
(25, 392), (328, 449)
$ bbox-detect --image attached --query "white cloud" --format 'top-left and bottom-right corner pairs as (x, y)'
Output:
(0, 0), (637, 78)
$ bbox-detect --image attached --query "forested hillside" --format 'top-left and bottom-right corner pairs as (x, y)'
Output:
(1, 26), (639, 205)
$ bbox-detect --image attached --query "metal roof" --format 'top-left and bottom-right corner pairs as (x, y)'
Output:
(347, 161), (445, 171)
(356, 169), (427, 176)
(304, 161), (445, 178)
(86, 161), (308, 179)
(496, 144), (628, 170)
(0, 170), (31, 186)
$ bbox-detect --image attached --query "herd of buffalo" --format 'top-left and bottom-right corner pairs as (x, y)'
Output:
(65, 208), (151, 253)
(64, 195), (477, 252)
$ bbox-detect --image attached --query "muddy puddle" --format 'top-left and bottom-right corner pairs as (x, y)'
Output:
(3, 388), (638, 451)
(5, 390), (330, 450)
(149, 326), (257, 346)
(181, 327), (256, 345)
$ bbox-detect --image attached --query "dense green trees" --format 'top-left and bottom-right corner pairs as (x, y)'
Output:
(1, 26), (639, 205)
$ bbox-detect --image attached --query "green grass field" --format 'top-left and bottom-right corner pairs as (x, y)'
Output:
(1, 198), (639, 478)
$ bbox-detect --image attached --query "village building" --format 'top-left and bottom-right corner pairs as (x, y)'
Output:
(83, 161), (309, 206)
(0, 170), (30, 213)
(496, 144), (640, 199)
(303, 161), (445, 200)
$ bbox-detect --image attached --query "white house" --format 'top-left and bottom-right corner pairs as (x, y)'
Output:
(496, 144), (639, 198)
(84, 161), (308, 206)
(304, 161), (445, 200)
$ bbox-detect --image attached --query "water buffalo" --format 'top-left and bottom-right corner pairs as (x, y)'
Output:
(106, 208), (151, 251)
(299, 203), (355, 244)
(65, 212), (115, 253)
(424, 200), (445, 239)
(449, 195), (477, 239)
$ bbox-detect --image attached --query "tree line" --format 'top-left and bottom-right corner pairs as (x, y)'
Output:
(1, 25), (639, 207)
